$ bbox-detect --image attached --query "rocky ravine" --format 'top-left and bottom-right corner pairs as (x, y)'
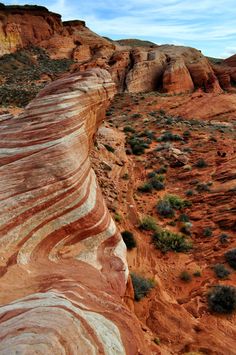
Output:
(0, 69), (154, 354)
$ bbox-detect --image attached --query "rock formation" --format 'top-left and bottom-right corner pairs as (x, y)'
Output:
(0, 69), (148, 354)
(1, 4), (236, 97)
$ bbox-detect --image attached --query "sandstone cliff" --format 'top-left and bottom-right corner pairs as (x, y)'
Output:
(0, 69), (149, 354)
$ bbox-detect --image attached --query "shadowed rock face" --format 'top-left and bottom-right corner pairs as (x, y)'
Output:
(0, 69), (148, 354)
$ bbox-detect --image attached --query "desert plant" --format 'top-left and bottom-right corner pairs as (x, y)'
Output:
(193, 270), (201, 277)
(123, 125), (135, 133)
(130, 273), (155, 301)
(213, 264), (230, 279)
(138, 182), (153, 192)
(121, 231), (137, 250)
(139, 216), (158, 231)
(225, 249), (236, 270)
(207, 285), (236, 314)
(152, 229), (192, 253)
(155, 166), (168, 174)
(180, 271), (192, 282)
(156, 199), (174, 218)
(114, 213), (122, 222)
(195, 158), (208, 168)
(203, 227), (213, 237)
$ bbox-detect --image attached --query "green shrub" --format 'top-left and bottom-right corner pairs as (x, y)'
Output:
(114, 213), (122, 222)
(203, 227), (213, 237)
(180, 271), (192, 282)
(213, 264), (230, 279)
(225, 249), (236, 270)
(156, 199), (174, 218)
(139, 216), (158, 231)
(152, 229), (192, 253)
(130, 273), (154, 301)
(149, 176), (165, 190)
(157, 131), (182, 142)
(179, 214), (190, 222)
(121, 231), (137, 250)
(207, 286), (236, 314)
(155, 166), (167, 174)
(195, 158), (208, 168)
(138, 182), (153, 192)
(123, 125), (135, 133)
(185, 189), (194, 197)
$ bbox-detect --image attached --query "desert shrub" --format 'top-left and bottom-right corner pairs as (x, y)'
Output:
(207, 285), (236, 314)
(225, 249), (236, 270)
(185, 189), (194, 197)
(149, 176), (165, 190)
(179, 214), (190, 222)
(152, 229), (192, 253)
(127, 135), (149, 155)
(195, 158), (208, 168)
(157, 131), (182, 142)
(130, 273), (154, 301)
(138, 182), (153, 192)
(196, 183), (210, 192)
(114, 213), (122, 222)
(193, 270), (201, 277)
(183, 130), (191, 138)
(180, 271), (192, 282)
(131, 113), (142, 119)
(104, 144), (115, 153)
(139, 216), (158, 231)
(213, 264), (230, 279)
(121, 231), (137, 250)
(219, 233), (229, 244)
(123, 125), (135, 133)
(156, 199), (174, 218)
(155, 166), (168, 174)
(203, 227), (213, 237)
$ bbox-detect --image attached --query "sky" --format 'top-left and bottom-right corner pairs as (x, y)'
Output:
(4, 0), (236, 58)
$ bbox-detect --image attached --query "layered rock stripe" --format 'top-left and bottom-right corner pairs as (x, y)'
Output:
(0, 69), (147, 354)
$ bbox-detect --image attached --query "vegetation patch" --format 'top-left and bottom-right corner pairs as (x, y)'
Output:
(207, 286), (236, 314)
(152, 228), (192, 253)
(130, 273), (155, 301)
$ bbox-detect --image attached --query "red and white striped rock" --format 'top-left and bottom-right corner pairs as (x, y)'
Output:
(0, 69), (147, 354)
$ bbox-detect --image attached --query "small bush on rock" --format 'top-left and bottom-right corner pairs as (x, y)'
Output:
(139, 216), (158, 231)
(207, 286), (236, 314)
(225, 249), (236, 270)
(130, 273), (155, 301)
(213, 264), (230, 279)
(152, 229), (192, 253)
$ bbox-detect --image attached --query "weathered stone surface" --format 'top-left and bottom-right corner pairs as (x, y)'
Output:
(0, 69), (148, 354)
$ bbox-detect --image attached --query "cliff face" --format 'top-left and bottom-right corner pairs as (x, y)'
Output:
(0, 69), (148, 354)
(0, 4), (114, 59)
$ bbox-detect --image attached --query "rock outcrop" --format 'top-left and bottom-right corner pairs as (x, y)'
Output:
(0, 4), (235, 97)
(0, 69), (148, 354)
(0, 4), (114, 59)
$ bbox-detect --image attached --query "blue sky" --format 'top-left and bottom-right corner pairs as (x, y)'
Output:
(5, 0), (236, 58)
